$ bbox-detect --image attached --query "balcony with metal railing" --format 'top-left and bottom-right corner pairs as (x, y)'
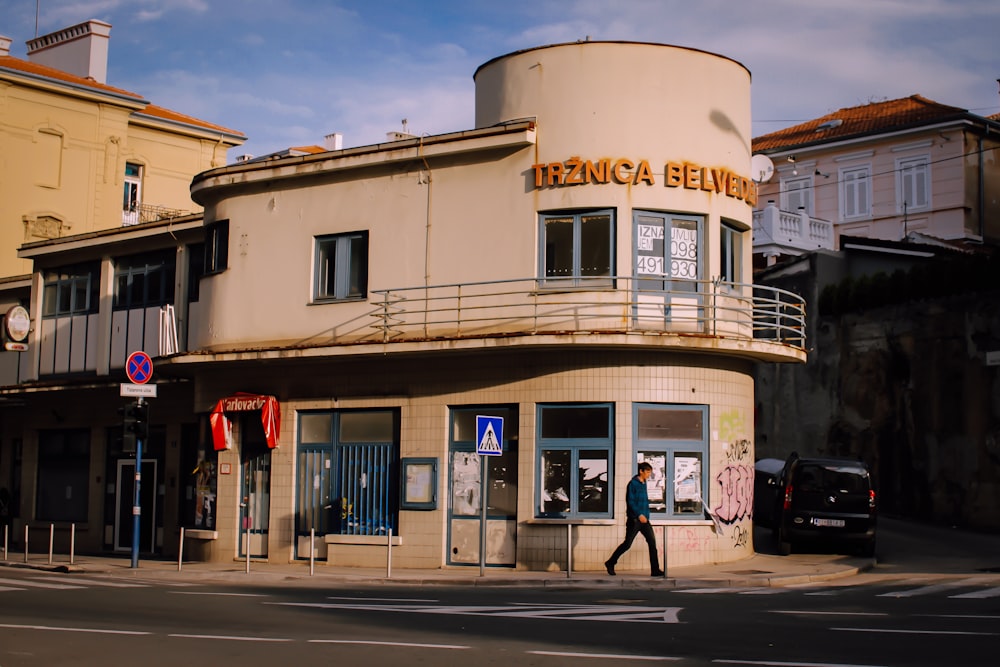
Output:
(367, 277), (806, 362)
(122, 203), (192, 227)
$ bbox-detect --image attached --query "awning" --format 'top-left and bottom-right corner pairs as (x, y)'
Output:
(209, 392), (280, 451)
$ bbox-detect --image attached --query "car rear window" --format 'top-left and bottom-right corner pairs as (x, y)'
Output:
(795, 463), (868, 493)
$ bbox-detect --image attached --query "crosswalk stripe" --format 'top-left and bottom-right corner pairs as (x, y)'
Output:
(949, 586), (1000, 599)
(877, 583), (964, 598)
(0, 585), (26, 592)
(43, 576), (148, 588)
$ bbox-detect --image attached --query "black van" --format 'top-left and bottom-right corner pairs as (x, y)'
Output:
(774, 454), (877, 557)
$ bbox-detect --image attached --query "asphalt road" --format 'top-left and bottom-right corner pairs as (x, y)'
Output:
(1, 517), (998, 666)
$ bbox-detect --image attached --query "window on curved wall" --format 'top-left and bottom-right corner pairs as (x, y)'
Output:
(633, 403), (708, 520)
(539, 210), (614, 287)
(719, 221), (744, 286)
(536, 403), (613, 518)
(633, 211), (704, 330)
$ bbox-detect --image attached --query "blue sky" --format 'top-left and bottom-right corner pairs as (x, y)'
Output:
(3, 0), (999, 160)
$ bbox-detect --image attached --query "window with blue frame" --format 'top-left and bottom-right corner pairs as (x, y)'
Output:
(295, 409), (398, 546)
(536, 403), (613, 518)
(113, 250), (175, 310)
(719, 221), (744, 285)
(42, 264), (100, 317)
(539, 210), (614, 287)
(204, 219), (229, 274)
(633, 403), (708, 519)
(314, 231), (368, 301)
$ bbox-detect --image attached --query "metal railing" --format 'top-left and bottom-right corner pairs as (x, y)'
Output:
(370, 277), (806, 351)
(122, 204), (191, 227)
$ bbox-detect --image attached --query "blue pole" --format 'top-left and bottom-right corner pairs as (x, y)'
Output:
(130, 399), (144, 569)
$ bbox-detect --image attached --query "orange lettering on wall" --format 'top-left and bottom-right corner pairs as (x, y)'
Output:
(726, 172), (740, 197)
(684, 164), (701, 189)
(547, 162), (564, 187)
(532, 163), (546, 187)
(635, 160), (655, 186)
(565, 157), (585, 185)
(740, 177), (751, 203)
(710, 168), (726, 193)
(586, 159), (610, 183)
(613, 159), (634, 184)
(665, 162), (684, 187)
(698, 167), (714, 192)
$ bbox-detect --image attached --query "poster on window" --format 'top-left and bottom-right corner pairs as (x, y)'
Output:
(451, 452), (481, 516)
(671, 224), (698, 280)
(638, 452), (666, 511)
(636, 223), (665, 276)
(674, 456), (702, 502)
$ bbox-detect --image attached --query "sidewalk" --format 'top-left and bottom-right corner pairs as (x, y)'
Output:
(0, 548), (873, 589)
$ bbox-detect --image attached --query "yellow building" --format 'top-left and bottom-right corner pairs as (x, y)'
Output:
(0, 19), (245, 281)
(5, 41), (805, 573)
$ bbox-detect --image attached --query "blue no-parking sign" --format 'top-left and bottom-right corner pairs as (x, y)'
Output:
(476, 416), (503, 456)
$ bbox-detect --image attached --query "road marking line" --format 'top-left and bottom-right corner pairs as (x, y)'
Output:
(41, 576), (147, 588)
(0, 585), (26, 592)
(771, 610), (887, 616)
(917, 613), (1000, 620)
(309, 639), (469, 649)
(0, 623), (150, 635)
(832, 627), (998, 636)
(529, 650), (679, 661)
(877, 583), (962, 598)
(327, 596), (439, 602)
(169, 591), (269, 597)
(0, 578), (83, 589)
(168, 634), (292, 642)
(713, 660), (887, 667)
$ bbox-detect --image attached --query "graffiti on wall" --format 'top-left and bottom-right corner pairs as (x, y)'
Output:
(712, 409), (754, 539)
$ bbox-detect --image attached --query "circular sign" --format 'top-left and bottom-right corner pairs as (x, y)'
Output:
(126, 350), (154, 384)
(5, 305), (30, 342)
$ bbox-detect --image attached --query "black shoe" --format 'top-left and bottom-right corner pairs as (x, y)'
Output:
(605, 560), (616, 576)
(651, 569), (664, 577)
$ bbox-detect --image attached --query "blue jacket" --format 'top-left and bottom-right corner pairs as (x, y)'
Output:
(625, 474), (650, 521)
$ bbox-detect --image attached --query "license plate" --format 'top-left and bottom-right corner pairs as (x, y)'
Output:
(812, 518), (845, 528)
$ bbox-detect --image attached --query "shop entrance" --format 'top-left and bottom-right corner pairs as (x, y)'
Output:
(113, 459), (157, 553)
(238, 417), (271, 558)
(447, 406), (518, 567)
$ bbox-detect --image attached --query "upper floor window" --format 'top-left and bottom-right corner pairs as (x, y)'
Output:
(186, 242), (205, 302)
(205, 220), (229, 274)
(633, 211), (702, 292)
(897, 156), (930, 213)
(781, 175), (814, 216)
(42, 264), (99, 317)
(537, 403), (613, 518)
(123, 162), (143, 226)
(840, 166), (871, 220)
(314, 231), (368, 301)
(113, 251), (176, 310)
(540, 210), (614, 287)
(719, 222), (743, 285)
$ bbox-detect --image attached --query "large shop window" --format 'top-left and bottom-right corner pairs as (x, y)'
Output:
(36, 429), (90, 522)
(296, 410), (399, 540)
(42, 264), (100, 317)
(537, 403), (613, 518)
(633, 404), (708, 520)
(840, 166), (871, 220)
(540, 210), (614, 287)
(113, 251), (176, 310)
(314, 231), (368, 301)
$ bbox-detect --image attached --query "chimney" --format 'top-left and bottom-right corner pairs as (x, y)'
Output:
(0, 35), (12, 57)
(26, 19), (112, 83)
(324, 133), (343, 151)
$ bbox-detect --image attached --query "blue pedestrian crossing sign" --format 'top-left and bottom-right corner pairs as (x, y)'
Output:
(476, 416), (504, 456)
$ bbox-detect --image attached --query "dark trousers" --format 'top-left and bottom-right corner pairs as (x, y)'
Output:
(608, 517), (660, 572)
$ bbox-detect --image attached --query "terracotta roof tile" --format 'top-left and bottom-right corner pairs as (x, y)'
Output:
(1, 54), (244, 140)
(752, 95), (970, 153)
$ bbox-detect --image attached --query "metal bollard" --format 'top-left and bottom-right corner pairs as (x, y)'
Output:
(23, 525), (28, 563)
(309, 528), (315, 576)
(48, 524), (54, 564)
(245, 524), (251, 574)
(566, 524), (573, 578)
(70, 524), (76, 565)
(386, 528), (392, 579)
(2, 525), (7, 561)
(178, 527), (185, 572)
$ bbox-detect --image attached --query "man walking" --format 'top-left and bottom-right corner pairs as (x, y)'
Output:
(605, 462), (663, 576)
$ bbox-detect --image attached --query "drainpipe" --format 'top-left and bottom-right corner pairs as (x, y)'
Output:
(978, 135), (985, 240)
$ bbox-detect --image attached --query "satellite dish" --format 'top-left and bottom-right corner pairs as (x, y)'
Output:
(751, 154), (775, 183)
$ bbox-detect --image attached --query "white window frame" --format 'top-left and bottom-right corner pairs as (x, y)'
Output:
(314, 231), (368, 302)
(123, 162), (143, 225)
(896, 155), (931, 213)
(840, 165), (871, 220)
(781, 175), (814, 216)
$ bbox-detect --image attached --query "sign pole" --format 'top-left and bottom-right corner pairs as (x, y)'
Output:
(479, 455), (487, 577)
(131, 398), (144, 569)
(474, 415), (504, 578)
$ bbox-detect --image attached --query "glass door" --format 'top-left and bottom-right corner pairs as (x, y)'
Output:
(239, 417), (271, 558)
